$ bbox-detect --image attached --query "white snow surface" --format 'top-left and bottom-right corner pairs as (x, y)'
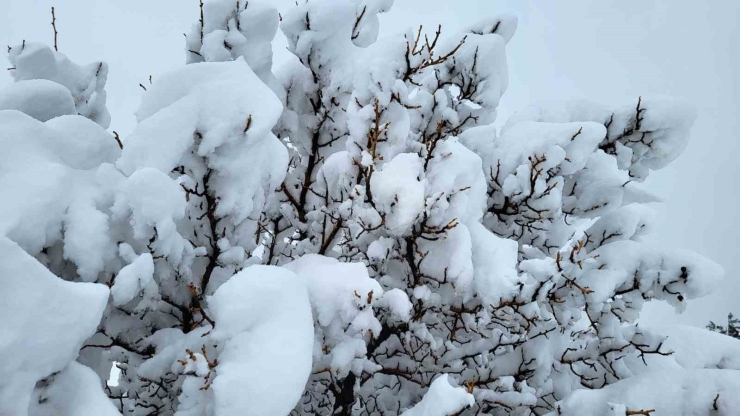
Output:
(400, 374), (474, 416)
(284, 255), (383, 331)
(0, 237), (109, 416)
(504, 97), (696, 179)
(468, 220), (522, 305)
(185, 0), (283, 96)
(0, 111), (119, 258)
(28, 362), (120, 416)
(110, 252), (154, 306)
(631, 325), (740, 373)
(550, 369), (740, 416)
(0, 79), (75, 121)
(121, 59), (282, 173)
(208, 265), (313, 416)
(284, 255), (387, 378)
(370, 153), (426, 235)
(117, 59), (288, 233)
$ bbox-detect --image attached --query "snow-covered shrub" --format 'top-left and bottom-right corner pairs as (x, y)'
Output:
(1, 1), (738, 415)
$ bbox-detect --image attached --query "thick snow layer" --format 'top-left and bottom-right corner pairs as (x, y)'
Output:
(137, 327), (210, 382)
(550, 369), (740, 416)
(43, 115), (120, 170)
(489, 121), (606, 180)
(0, 79), (75, 121)
(400, 374), (474, 416)
(0, 110), (118, 275)
(120, 58), (283, 169)
(117, 59), (287, 231)
(0, 237), (109, 416)
(208, 265), (313, 416)
(28, 362), (120, 416)
(0, 111), (73, 247)
(135, 59), (272, 123)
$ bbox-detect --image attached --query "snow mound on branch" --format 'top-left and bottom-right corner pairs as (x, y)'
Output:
(0, 111), (71, 245)
(284, 255), (389, 378)
(377, 288), (413, 322)
(492, 121), (606, 178)
(0, 79), (75, 121)
(588, 240), (724, 306)
(370, 153), (425, 235)
(121, 58), (283, 171)
(424, 139), (488, 224)
(466, 15), (518, 43)
(111, 168), (186, 258)
(208, 265), (313, 416)
(582, 204), (655, 253)
(504, 97), (696, 179)
(118, 59), (287, 228)
(468, 220), (522, 305)
(0, 237), (109, 416)
(8, 43), (110, 128)
(285, 255), (383, 330)
(28, 362), (120, 416)
(44, 115), (120, 169)
(349, 0), (394, 47)
(550, 369), (740, 416)
(0, 110), (118, 277)
(631, 325), (740, 373)
(110, 253), (154, 306)
(186, 0), (282, 94)
(400, 374), (474, 416)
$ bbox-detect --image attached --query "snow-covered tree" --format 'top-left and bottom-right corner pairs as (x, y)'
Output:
(2, 1), (739, 416)
(708, 313), (740, 339)
(182, 1), (739, 415)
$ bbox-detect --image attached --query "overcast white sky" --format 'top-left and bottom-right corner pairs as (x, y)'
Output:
(2, 0), (738, 329)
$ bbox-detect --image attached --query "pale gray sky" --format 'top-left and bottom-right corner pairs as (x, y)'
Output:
(2, 0), (738, 328)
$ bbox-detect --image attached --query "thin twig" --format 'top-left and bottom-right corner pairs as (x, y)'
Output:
(351, 6), (367, 40)
(199, 0), (204, 43)
(51, 7), (58, 51)
(112, 131), (123, 149)
(625, 409), (655, 416)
